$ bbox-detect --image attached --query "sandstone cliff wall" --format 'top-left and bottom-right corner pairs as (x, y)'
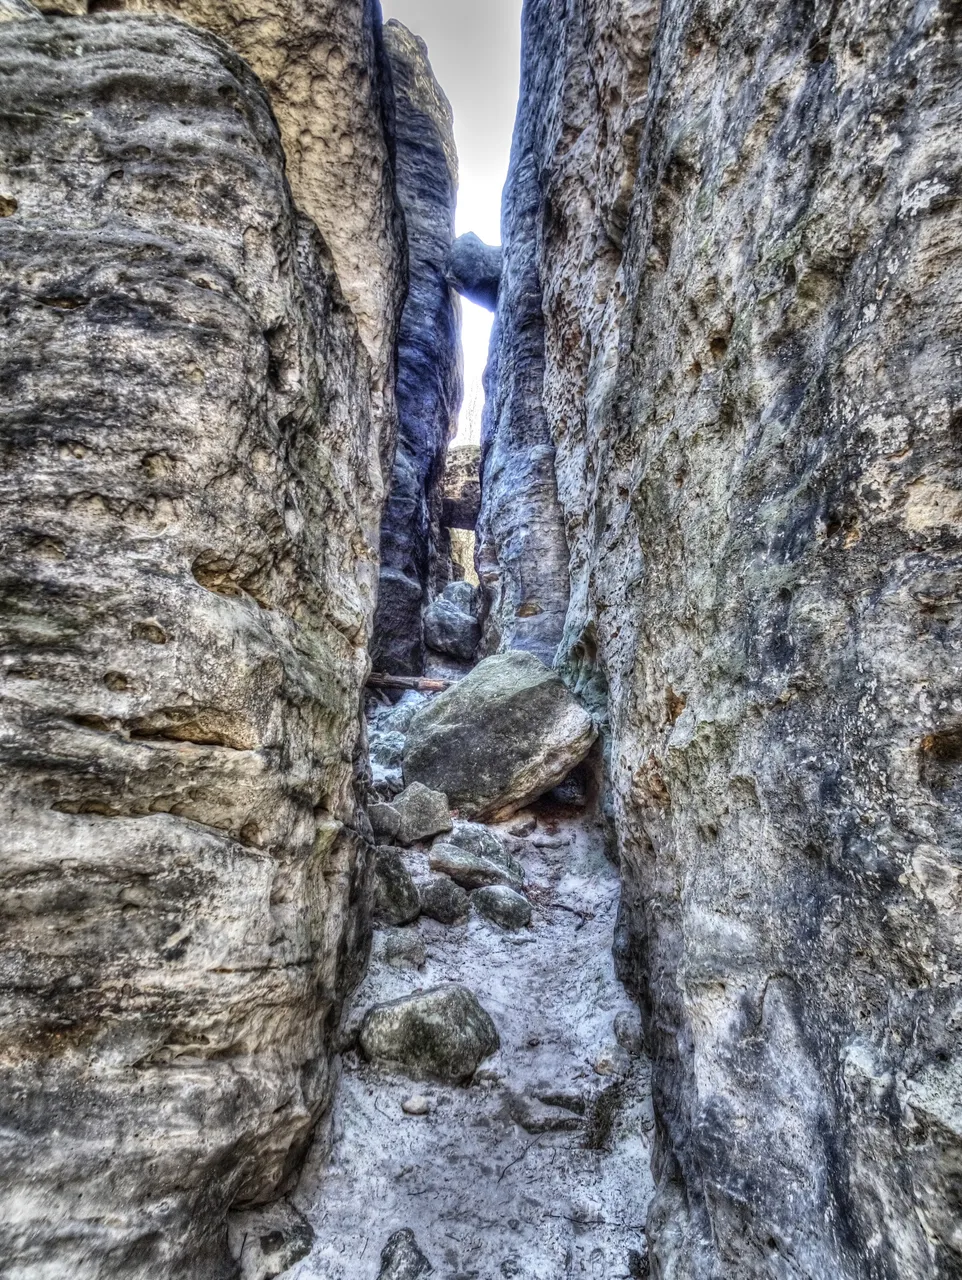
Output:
(38, 0), (409, 478)
(485, 0), (962, 1275)
(372, 20), (462, 677)
(0, 11), (397, 1275)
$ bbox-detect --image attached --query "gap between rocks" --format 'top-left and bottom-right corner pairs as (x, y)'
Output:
(281, 659), (656, 1280)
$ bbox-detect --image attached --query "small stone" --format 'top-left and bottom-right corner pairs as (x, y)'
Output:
(419, 874), (470, 925)
(508, 814), (537, 838)
(373, 848), (421, 926)
(472, 884), (532, 930)
(369, 801), (401, 842)
(593, 1045), (631, 1078)
(384, 930), (426, 970)
(429, 843), (524, 891)
(506, 1091), (582, 1133)
(394, 781), (453, 846)
(401, 1095), (431, 1116)
(614, 1008), (645, 1057)
(378, 1227), (433, 1279)
(359, 985), (500, 1083)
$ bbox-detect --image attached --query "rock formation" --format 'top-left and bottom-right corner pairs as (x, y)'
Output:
(0, 7), (400, 1276)
(446, 231), (502, 311)
(34, 0), (408, 466)
(480, 0), (962, 1275)
(372, 21), (462, 676)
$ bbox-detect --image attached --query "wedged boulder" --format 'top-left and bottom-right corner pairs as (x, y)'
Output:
(423, 597), (481, 661)
(373, 849), (421, 926)
(394, 782), (453, 846)
(445, 231), (502, 310)
(442, 580), (477, 613)
(429, 843), (524, 891)
(403, 651), (597, 819)
(359, 985), (499, 1083)
(419, 874), (470, 925)
(472, 885), (532, 931)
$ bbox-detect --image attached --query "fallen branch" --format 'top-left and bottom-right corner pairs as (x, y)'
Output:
(367, 673), (454, 693)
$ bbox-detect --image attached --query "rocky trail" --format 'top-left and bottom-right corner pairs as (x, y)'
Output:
(289, 688), (655, 1280)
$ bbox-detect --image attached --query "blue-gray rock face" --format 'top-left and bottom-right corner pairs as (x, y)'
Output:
(446, 232), (502, 311)
(485, 0), (962, 1275)
(372, 21), (462, 676)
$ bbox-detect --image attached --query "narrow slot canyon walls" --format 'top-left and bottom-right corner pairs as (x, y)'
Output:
(482, 0), (962, 1276)
(0, 3), (410, 1276)
(372, 20), (462, 677)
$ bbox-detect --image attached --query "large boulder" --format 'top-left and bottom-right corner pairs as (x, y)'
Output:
(403, 651), (597, 819)
(445, 232), (502, 311)
(359, 986), (499, 1083)
(423, 597), (481, 661)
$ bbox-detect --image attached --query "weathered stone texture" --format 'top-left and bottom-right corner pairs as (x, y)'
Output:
(56, 0), (408, 458)
(0, 15), (385, 1275)
(490, 0), (962, 1275)
(372, 20), (462, 676)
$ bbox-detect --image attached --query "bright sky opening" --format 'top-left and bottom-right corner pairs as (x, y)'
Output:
(381, 0), (523, 443)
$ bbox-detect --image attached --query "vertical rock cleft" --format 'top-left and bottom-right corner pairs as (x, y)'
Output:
(372, 21), (462, 677)
(0, 12), (397, 1276)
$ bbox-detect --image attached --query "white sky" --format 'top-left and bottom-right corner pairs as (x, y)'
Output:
(382, 0), (523, 442)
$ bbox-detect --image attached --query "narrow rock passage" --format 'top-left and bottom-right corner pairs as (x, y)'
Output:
(291, 734), (655, 1278)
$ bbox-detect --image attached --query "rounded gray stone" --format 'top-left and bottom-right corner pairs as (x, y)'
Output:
(419, 874), (470, 925)
(472, 884), (532, 931)
(359, 984), (500, 1083)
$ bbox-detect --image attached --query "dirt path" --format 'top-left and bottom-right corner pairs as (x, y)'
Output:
(290, 803), (655, 1279)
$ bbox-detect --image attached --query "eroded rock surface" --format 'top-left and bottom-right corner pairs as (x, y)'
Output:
(372, 20), (462, 675)
(0, 14), (388, 1276)
(403, 651), (596, 818)
(483, 0), (962, 1274)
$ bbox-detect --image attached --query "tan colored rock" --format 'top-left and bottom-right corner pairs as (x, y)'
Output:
(0, 15), (384, 1275)
(50, 0), (408, 472)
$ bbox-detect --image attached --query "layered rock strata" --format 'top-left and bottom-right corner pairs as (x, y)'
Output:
(372, 20), (462, 676)
(0, 13), (395, 1275)
(35, 0), (408, 469)
(485, 0), (962, 1275)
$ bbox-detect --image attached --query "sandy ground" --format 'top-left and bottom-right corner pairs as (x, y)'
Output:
(291, 809), (655, 1279)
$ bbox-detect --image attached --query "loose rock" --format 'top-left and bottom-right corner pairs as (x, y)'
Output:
(441, 580), (477, 612)
(423, 597), (481, 661)
(394, 782), (453, 846)
(369, 802), (402, 843)
(373, 849), (421, 927)
(403, 651), (596, 819)
(419, 874), (470, 925)
(429, 843), (524, 892)
(359, 985), (500, 1083)
(383, 930), (426, 970)
(377, 1228), (433, 1279)
(472, 885), (532, 931)
(401, 1095), (432, 1117)
(506, 1091), (582, 1134)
